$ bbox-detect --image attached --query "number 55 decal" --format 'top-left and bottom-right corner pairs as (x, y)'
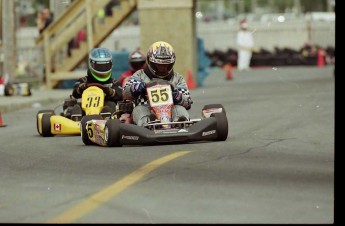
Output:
(147, 85), (173, 107)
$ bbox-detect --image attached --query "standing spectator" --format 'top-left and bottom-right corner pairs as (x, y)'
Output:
(36, 7), (54, 84)
(96, 8), (105, 24)
(105, 0), (119, 16)
(68, 28), (86, 57)
(236, 19), (254, 71)
(36, 10), (44, 32)
(37, 7), (53, 34)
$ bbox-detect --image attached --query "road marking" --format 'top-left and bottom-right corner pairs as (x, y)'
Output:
(46, 151), (191, 223)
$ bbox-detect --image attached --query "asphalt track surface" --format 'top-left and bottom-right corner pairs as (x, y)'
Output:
(0, 66), (335, 223)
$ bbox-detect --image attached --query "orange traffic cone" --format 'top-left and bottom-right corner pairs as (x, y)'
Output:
(317, 48), (325, 67)
(0, 112), (7, 127)
(224, 63), (233, 80)
(186, 69), (196, 90)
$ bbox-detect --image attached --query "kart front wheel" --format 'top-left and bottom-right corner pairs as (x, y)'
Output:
(81, 115), (103, 145)
(211, 113), (228, 141)
(105, 119), (122, 147)
(36, 109), (55, 135)
(41, 113), (54, 137)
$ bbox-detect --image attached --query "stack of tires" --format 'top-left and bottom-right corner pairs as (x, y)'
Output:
(0, 83), (32, 96)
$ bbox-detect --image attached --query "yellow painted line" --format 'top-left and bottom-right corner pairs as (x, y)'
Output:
(46, 151), (191, 223)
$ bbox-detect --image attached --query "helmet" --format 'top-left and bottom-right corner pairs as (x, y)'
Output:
(240, 19), (249, 29)
(88, 47), (113, 82)
(128, 49), (146, 71)
(147, 41), (176, 79)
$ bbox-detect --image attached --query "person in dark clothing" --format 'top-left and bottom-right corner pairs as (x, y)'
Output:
(37, 8), (53, 34)
(105, 0), (119, 16)
(64, 48), (123, 119)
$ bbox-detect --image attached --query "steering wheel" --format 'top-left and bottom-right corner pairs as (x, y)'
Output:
(146, 79), (175, 89)
(86, 83), (107, 90)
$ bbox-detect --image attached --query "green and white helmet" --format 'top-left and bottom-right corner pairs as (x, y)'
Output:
(89, 48), (113, 82)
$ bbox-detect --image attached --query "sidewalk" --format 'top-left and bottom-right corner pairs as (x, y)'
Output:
(0, 87), (72, 114)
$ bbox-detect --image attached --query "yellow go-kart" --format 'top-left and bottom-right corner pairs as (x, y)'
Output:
(36, 83), (109, 137)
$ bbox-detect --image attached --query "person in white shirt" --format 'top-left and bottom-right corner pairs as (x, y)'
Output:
(236, 19), (254, 71)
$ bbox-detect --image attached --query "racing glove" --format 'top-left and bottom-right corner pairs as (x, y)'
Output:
(76, 83), (87, 95)
(130, 82), (146, 97)
(172, 88), (183, 105)
(103, 86), (115, 98)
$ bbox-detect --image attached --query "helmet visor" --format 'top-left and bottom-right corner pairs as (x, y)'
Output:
(90, 60), (112, 74)
(130, 61), (145, 70)
(150, 62), (173, 75)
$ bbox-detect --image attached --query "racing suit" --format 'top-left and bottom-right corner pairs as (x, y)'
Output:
(236, 29), (254, 71)
(123, 67), (192, 126)
(64, 69), (123, 117)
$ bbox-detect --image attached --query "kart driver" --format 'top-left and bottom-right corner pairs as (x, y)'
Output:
(65, 47), (123, 118)
(118, 49), (146, 87)
(123, 41), (192, 127)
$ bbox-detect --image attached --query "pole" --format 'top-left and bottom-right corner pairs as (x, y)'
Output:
(2, 0), (16, 83)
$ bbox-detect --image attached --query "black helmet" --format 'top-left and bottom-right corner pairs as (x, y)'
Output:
(89, 48), (113, 82)
(128, 49), (146, 71)
(147, 41), (175, 79)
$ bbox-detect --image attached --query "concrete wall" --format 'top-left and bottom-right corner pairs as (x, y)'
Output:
(137, 0), (197, 82)
(14, 15), (334, 81)
(197, 20), (335, 52)
(100, 19), (335, 53)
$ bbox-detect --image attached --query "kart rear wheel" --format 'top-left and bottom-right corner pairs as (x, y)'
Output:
(81, 115), (103, 145)
(211, 113), (228, 141)
(36, 110), (55, 135)
(105, 119), (122, 147)
(202, 104), (226, 115)
(41, 113), (54, 137)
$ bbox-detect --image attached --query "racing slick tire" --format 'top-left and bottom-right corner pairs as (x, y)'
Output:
(41, 113), (54, 137)
(4, 84), (14, 96)
(81, 115), (103, 145)
(211, 112), (228, 141)
(202, 104), (226, 115)
(105, 119), (122, 147)
(36, 109), (55, 135)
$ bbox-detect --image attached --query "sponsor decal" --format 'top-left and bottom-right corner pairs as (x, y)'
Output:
(121, 135), (139, 140)
(157, 105), (171, 110)
(203, 108), (223, 118)
(95, 135), (105, 146)
(54, 123), (61, 131)
(154, 130), (179, 134)
(161, 115), (171, 122)
(202, 130), (216, 136)
(204, 108), (222, 113)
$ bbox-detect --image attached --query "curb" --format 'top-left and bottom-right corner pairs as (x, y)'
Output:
(0, 89), (72, 114)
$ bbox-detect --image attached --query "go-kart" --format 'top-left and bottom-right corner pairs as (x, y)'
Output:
(36, 83), (111, 137)
(81, 79), (228, 147)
